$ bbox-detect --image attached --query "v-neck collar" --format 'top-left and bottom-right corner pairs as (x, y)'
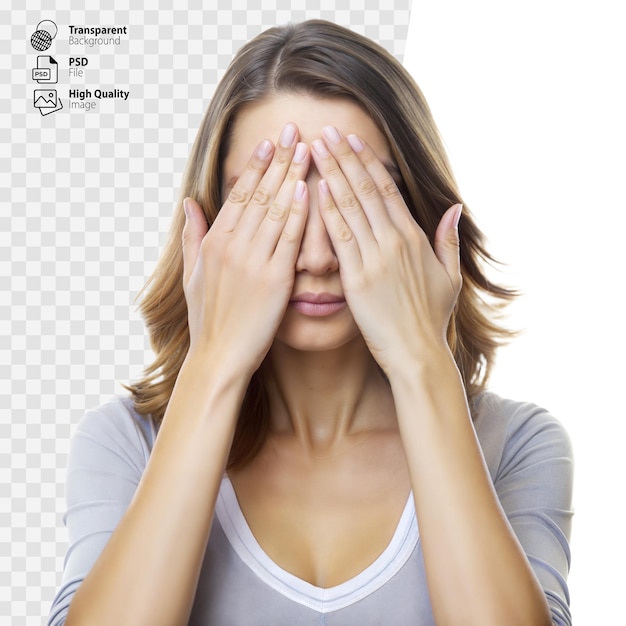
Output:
(215, 475), (419, 613)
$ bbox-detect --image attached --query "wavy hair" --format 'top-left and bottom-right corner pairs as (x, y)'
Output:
(124, 20), (516, 469)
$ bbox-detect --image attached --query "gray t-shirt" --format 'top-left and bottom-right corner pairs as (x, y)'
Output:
(47, 391), (573, 625)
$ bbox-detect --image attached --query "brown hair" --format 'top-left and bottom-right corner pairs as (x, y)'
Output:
(124, 20), (515, 468)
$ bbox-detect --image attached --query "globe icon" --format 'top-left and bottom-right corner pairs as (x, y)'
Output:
(31, 30), (52, 51)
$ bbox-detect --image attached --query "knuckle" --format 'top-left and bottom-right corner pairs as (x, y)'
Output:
(323, 160), (342, 177)
(248, 156), (268, 173)
(356, 177), (378, 198)
(378, 179), (400, 199)
(337, 227), (354, 242)
(227, 187), (250, 205)
(284, 167), (300, 183)
(288, 201), (306, 217)
(339, 192), (360, 211)
(181, 222), (192, 245)
(273, 149), (291, 166)
(280, 228), (299, 244)
(321, 199), (336, 213)
(252, 187), (271, 207)
(336, 144), (354, 160)
(267, 201), (287, 221)
(181, 233), (195, 256)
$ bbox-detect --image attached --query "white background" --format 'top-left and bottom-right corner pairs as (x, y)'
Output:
(405, 1), (625, 622)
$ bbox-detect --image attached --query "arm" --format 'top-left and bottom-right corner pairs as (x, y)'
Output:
(486, 396), (573, 625)
(56, 129), (311, 626)
(312, 127), (568, 625)
(63, 357), (246, 626)
(387, 351), (555, 625)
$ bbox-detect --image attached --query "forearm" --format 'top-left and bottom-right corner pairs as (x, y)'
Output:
(66, 354), (248, 626)
(388, 347), (552, 626)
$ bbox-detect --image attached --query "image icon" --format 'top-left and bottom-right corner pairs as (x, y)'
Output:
(32, 55), (58, 84)
(33, 89), (63, 116)
(30, 20), (58, 51)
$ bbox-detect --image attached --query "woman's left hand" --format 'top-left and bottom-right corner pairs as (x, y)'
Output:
(311, 126), (463, 374)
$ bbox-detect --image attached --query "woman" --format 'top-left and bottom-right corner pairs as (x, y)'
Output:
(48, 20), (573, 626)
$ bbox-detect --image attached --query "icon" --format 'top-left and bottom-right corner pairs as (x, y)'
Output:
(32, 55), (58, 84)
(33, 89), (63, 116)
(30, 20), (58, 51)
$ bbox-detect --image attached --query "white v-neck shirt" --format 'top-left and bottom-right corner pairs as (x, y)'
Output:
(215, 475), (418, 614)
(47, 392), (573, 625)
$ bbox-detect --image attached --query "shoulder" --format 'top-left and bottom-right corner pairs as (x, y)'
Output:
(471, 391), (574, 483)
(473, 395), (574, 624)
(69, 395), (157, 474)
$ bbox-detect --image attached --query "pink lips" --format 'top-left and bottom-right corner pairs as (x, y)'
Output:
(289, 292), (346, 317)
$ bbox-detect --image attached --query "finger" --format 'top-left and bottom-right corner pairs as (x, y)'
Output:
(344, 133), (417, 236)
(272, 179), (309, 264)
(318, 127), (398, 242)
(252, 141), (311, 254)
(311, 132), (378, 250)
(318, 179), (363, 275)
(434, 203), (463, 287)
(182, 197), (208, 288)
(235, 123), (301, 239)
(212, 139), (274, 233)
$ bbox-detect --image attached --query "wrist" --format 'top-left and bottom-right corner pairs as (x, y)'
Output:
(179, 349), (253, 401)
(384, 340), (458, 387)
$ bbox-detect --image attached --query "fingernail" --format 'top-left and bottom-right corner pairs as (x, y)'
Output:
(322, 126), (341, 144)
(257, 140), (272, 159)
(295, 180), (306, 200)
(347, 134), (364, 152)
(293, 142), (307, 163)
(319, 179), (329, 194)
(279, 123), (297, 148)
(183, 197), (191, 218)
(313, 139), (329, 157)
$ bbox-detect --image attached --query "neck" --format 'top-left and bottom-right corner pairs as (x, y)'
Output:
(264, 338), (395, 450)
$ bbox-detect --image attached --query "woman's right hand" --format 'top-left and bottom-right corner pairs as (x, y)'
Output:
(181, 124), (310, 377)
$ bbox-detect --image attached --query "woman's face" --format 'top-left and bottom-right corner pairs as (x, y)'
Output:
(222, 93), (396, 353)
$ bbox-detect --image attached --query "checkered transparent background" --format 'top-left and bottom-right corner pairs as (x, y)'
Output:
(1, 0), (412, 622)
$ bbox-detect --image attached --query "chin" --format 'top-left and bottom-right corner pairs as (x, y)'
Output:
(273, 313), (362, 353)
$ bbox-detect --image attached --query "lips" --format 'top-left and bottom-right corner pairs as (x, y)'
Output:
(289, 292), (346, 317)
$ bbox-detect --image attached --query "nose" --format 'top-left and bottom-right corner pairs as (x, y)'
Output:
(295, 169), (339, 275)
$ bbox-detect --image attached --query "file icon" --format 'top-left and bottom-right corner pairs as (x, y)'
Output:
(32, 55), (58, 84)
